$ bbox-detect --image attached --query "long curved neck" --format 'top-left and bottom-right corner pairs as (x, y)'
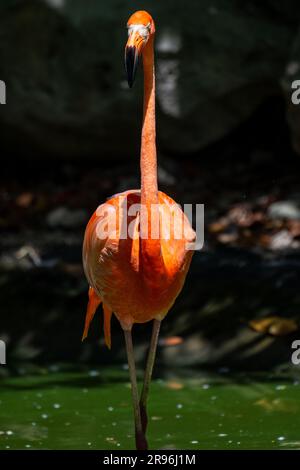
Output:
(140, 36), (162, 267)
(141, 36), (158, 207)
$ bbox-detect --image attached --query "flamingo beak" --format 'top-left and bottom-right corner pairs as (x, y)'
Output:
(125, 28), (146, 88)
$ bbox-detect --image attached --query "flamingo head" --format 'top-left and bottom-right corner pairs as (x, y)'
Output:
(125, 11), (155, 88)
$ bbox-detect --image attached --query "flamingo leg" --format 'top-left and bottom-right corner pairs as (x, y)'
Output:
(124, 329), (148, 450)
(103, 304), (112, 349)
(139, 319), (161, 434)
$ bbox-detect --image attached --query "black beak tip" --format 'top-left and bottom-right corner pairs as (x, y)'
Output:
(125, 46), (138, 89)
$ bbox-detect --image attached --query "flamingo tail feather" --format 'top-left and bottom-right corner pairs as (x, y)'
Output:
(82, 287), (102, 341)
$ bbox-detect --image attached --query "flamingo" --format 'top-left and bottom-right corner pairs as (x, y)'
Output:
(82, 10), (196, 450)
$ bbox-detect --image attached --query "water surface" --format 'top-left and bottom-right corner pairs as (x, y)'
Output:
(0, 366), (299, 450)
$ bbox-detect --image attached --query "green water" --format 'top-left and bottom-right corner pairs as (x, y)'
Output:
(0, 366), (300, 450)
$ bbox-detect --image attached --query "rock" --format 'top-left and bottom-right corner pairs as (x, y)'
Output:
(268, 200), (300, 220)
(269, 230), (295, 250)
(46, 207), (88, 228)
(0, 246), (42, 270)
(0, 0), (299, 158)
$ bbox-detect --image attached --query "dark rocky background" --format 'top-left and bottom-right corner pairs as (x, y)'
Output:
(1, 0), (300, 370)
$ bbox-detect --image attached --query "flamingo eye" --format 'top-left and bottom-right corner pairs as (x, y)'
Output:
(127, 24), (150, 39)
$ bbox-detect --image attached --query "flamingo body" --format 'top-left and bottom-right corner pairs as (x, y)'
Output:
(83, 189), (195, 344)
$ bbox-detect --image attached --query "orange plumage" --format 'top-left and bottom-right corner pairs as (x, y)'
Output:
(82, 190), (195, 344)
(82, 11), (195, 347)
